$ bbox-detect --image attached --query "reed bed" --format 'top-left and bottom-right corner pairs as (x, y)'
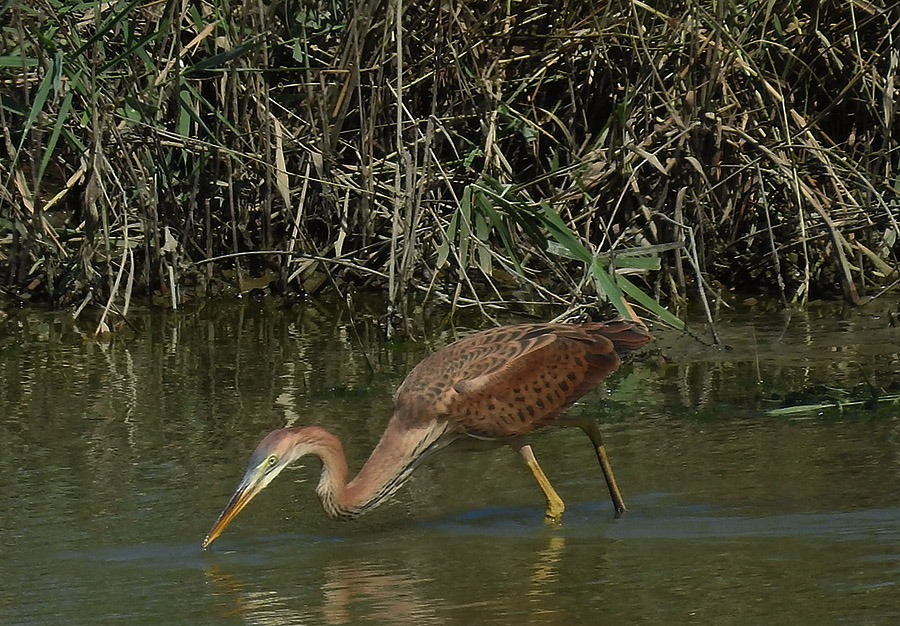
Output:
(1, 0), (898, 332)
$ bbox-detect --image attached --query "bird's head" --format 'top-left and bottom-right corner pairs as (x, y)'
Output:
(202, 428), (310, 549)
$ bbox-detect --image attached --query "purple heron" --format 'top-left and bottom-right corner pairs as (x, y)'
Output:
(202, 320), (651, 548)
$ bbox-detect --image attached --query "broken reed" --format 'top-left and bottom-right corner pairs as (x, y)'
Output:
(1, 0), (899, 331)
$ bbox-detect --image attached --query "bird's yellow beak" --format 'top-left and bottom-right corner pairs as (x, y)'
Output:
(202, 469), (265, 549)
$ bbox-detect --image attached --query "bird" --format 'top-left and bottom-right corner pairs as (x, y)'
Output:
(202, 319), (651, 548)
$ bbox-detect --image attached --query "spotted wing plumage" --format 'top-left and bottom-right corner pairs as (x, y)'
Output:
(393, 320), (650, 438)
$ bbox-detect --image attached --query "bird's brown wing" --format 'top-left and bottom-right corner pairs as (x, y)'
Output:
(392, 321), (649, 436)
(391, 325), (549, 424)
(445, 326), (624, 438)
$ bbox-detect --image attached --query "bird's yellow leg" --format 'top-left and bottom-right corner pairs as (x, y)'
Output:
(518, 444), (565, 524)
(576, 419), (627, 516)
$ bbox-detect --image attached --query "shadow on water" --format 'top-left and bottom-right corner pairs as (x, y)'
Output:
(425, 498), (900, 542)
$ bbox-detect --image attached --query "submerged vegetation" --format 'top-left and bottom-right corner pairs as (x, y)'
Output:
(1, 0), (899, 331)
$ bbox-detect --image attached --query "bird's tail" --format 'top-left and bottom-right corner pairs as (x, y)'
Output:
(587, 320), (653, 355)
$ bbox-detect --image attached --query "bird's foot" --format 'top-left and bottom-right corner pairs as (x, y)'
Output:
(543, 506), (565, 526)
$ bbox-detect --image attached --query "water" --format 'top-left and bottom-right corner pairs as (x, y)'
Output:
(2, 300), (900, 624)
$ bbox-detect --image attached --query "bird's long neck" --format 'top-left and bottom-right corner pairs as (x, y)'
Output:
(304, 428), (356, 519)
(300, 419), (453, 520)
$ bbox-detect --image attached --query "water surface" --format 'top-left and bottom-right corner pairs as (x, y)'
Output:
(2, 300), (899, 624)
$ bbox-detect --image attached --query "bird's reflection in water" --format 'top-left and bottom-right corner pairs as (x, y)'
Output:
(321, 560), (441, 625)
(202, 533), (570, 625)
(529, 535), (565, 596)
(202, 557), (438, 625)
(203, 565), (301, 624)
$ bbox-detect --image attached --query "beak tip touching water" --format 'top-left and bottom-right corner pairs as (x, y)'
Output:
(201, 523), (224, 550)
(200, 510), (235, 550)
(200, 478), (260, 550)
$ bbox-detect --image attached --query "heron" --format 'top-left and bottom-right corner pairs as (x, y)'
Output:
(202, 319), (651, 548)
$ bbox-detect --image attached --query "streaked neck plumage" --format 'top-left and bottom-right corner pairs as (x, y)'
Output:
(290, 419), (454, 519)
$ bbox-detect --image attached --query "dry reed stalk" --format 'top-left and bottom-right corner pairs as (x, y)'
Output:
(1, 0), (898, 326)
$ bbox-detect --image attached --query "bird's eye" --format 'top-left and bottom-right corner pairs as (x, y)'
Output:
(266, 454), (278, 467)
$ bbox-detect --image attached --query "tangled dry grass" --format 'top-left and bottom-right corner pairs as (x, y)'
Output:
(1, 0), (898, 332)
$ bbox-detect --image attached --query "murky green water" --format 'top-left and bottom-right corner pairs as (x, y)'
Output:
(2, 300), (900, 625)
